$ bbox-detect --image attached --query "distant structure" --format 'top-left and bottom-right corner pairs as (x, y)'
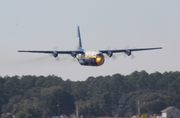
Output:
(161, 106), (180, 118)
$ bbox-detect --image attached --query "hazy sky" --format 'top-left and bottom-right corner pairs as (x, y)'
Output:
(0, 0), (180, 81)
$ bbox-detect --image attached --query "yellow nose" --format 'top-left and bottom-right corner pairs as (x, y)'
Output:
(96, 56), (104, 66)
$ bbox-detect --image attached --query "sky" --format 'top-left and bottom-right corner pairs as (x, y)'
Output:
(0, 0), (180, 81)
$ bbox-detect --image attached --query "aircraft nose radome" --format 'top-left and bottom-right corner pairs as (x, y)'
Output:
(96, 56), (104, 66)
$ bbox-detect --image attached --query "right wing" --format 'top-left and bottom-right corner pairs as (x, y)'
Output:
(18, 50), (84, 54)
(18, 50), (85, 58)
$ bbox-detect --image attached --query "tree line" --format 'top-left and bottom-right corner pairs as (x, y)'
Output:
(0, 71), (180, 118)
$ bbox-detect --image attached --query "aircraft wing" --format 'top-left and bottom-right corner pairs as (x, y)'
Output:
(99, 47), (162, 54)
(18, 50), (84, 54)
(18, 50), (85, 58)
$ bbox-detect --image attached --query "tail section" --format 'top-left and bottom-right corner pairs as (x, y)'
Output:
(77, 26), (83, 50)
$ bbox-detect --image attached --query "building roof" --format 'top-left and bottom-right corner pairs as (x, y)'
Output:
(161, 106), (179, 113)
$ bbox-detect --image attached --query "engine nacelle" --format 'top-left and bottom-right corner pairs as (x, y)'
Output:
(71, 52), (76, 58)
(52, 51), (58, 58)
(107, 51), (113, 57)
(125, 50), (131, 56)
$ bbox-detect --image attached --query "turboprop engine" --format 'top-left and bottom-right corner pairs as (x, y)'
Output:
(125, 50), (131, 56)
(107, 51), (113, 57)
(71, 52), (76, 58)
(52, 51), (58, 57)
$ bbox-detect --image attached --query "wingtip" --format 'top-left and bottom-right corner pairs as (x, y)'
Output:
(18, 50), (25, 52)
(155, 47), (162, 49)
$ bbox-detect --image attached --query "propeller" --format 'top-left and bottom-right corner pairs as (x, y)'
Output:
(71, 58), (77, 62)
(130, 53), (136, 60)
(123, 46), (136, 60)
(105, 47), (121, 60)
(52, 46), (76, 62)
(52, 46), (60, 61)
(105, 46), (136, 60)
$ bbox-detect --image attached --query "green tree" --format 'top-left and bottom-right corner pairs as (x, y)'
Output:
(16, 111), (26, 118)
(43, 87), (75, 116)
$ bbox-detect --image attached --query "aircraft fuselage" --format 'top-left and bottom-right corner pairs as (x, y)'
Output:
(76, 51), (104, 66)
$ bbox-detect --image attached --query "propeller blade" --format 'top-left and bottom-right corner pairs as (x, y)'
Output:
(130, 53), (136, 60)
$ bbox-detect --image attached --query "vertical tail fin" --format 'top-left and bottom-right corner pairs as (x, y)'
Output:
(77, 26), (83, 50)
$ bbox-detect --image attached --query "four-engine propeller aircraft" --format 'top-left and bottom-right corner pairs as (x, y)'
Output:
(18, 26), (162, 66)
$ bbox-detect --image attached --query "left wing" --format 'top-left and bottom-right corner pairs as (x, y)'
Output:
(99, 47), (162, 56)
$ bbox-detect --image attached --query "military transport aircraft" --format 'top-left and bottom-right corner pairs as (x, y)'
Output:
(18, 26), (162, 66)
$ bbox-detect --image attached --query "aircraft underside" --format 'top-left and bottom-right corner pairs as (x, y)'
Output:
(77, 56), (104, 66)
